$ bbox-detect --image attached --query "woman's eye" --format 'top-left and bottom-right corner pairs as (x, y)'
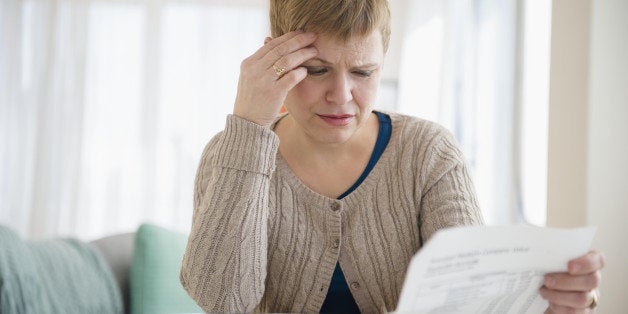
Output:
(306, 67), (327, 76)
(353, 70), (373, 78)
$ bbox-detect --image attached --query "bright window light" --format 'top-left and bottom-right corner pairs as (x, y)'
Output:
(520, 0), (552, 226)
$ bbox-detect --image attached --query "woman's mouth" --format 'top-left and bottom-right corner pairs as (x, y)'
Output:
(318, 114), (354, 126)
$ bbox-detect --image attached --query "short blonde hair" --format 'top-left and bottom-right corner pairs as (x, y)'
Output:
(269, 0), (391, 53)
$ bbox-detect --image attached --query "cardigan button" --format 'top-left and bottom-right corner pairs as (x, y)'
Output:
(331, 203), (341, 212)
(332, 238), (340, 248)
(350, 281), (360, 289)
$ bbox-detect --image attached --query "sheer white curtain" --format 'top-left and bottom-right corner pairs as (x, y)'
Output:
(0, 0), (268, 239)
(1, 0), (549, 240)
(395, 0), (538, 225)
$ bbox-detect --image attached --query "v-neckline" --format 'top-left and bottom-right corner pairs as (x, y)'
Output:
(272, 111), (399, 204)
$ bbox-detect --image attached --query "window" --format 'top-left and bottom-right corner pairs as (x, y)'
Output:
(0, 0), (552, 238)
(393, 0), (551, 225)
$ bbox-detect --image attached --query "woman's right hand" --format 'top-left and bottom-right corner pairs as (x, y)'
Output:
(233, 31), (318, 127)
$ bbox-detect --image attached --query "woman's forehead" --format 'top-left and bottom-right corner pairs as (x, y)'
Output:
(309, 32), (384, 65)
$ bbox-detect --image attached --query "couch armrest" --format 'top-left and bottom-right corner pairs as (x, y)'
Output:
(91, 232), (135, 314)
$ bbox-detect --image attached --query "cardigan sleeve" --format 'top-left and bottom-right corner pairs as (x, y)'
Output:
(180, 114), (279, 313)
(418, 128), (485, 244)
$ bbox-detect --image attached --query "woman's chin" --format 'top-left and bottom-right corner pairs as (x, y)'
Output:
(308, 128), (357, 146)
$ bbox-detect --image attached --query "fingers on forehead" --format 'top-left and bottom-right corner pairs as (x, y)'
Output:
(266, 33), (317, 61)
(254, 31), (303, 59)
(275, 47), (317, 70)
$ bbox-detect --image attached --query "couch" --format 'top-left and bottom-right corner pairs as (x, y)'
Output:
(0, 223), (202, 314)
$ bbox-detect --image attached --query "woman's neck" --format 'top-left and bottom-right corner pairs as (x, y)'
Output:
(273, 112), (379, 198)
(275, 112), (378, 164)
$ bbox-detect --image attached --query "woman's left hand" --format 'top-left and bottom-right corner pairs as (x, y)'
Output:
(540, 251), (605, 313)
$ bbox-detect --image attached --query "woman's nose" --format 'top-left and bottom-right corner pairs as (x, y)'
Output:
(325, 74), (353, 105)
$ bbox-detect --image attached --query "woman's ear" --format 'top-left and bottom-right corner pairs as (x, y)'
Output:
(264, 37), (272, 45)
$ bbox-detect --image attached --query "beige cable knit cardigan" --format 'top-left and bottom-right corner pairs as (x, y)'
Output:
(180, 112), (484, 313)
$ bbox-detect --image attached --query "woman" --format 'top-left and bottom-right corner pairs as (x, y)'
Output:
(180, 0), (604, 312)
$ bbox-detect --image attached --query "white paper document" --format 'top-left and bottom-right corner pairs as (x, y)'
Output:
(395, 225), (596, 314)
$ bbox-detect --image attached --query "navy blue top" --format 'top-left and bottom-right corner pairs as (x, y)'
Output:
(319, 111), (392, 313)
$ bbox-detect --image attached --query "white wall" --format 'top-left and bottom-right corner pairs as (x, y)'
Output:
(547, 0), (591, 228)
(587, 0), (628, 312)
(547, 0), (628, 311)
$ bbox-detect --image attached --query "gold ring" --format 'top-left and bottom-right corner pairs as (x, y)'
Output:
(273, 64), (286, 78)
(588, 291), (598, 309)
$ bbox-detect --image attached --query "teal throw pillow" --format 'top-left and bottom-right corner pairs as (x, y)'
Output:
(0, 225), (122, 314)
(130, 223), (202, 314)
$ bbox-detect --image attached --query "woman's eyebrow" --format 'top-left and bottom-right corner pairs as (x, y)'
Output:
(308, 57), (331, 65)
(306, 58), (379, 68)
(353, 63), (379, 68)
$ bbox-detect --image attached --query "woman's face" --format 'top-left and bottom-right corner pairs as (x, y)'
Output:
(283, 31), (384, 145)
